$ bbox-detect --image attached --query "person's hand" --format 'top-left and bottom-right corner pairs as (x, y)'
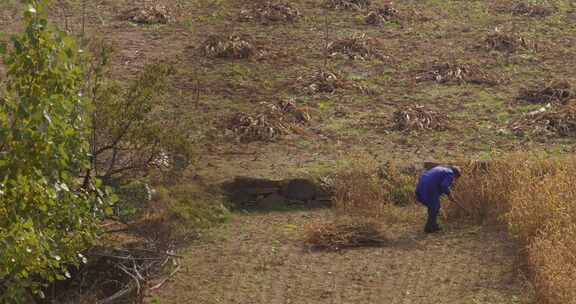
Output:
(448, 193), (466, 210)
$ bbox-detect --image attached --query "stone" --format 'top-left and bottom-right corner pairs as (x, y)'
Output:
(221, 176), (283, 207)
(258, 193), (286, 209)
(281, 178), (318, 202)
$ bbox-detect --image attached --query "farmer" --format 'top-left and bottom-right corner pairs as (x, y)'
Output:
(415, 165), (461, 233)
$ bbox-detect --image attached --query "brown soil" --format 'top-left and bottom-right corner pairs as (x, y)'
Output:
(148, 207), (534, 304)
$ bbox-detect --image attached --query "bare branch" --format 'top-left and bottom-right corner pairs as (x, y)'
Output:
(149, 263), (181, 291)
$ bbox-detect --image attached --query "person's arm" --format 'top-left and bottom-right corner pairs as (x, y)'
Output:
(440, 174), (454, 196)
(442, 174), (460, 205)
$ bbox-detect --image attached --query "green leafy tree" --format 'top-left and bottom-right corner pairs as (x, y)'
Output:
(0, 0), (110, 301)
(86, 57), (188, 183)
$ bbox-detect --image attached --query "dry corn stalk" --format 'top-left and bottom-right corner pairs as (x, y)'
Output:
(327, 33), (386, 61)
(301, 70), (347, 94)
(227, 100), (311, 142)
(365, 5), (400, 25)
(517, 81), (573, 104)
(510, 103), (576, 137)
(510, 2), (554, 16)
(416, 62), (498, 85)
(324, 0), (371, 11)
(121, 3), (174, 24)
(239, 2), (300, 24)
(202, 35), (255, 59)
(304, 218), (387, 250)
(483, 30), (535, 53)
(494, 2), (555, 17)
(393, 105), (447, 131)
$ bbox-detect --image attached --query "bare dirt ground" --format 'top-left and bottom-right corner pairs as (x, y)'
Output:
(150, 207), (534, 304)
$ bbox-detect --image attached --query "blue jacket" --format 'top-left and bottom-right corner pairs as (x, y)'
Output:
(416, 166), (456, 204)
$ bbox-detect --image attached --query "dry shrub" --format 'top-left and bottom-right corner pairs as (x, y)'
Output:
(392, 105), (448, 131)
(330, 154), (415, 219)
(121, 3), (174, 24)
(227, 112), (283, 142)
(304, 217), (387, 250)
(483, 31), (535, 53)
(327, 33), (387, 61)
(226, 99), (311, 142)
(494, 1), (555, 17)
(365, 4), (401, 25)
(517, 80), (573, 104)
(49, 244), (174, 304)
(239, 2), (301, 24)
(510, 103), (576, 138)
(378, 161), (416, 206)
(201, 35), (255, 59)
(331, 156), (387, 216)
(324, 0), (371, 11)
(416, 62), (499, 85)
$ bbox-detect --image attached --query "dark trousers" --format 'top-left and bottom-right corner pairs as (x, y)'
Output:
(416, 191), (440, 231)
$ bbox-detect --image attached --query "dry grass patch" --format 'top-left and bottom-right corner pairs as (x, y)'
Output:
(324, 0), (371, 11)
(528, 226), (576, 304)
(226, 99), (311, 142)
(304, 217), (387, 251)
(506, 159), (576, 303)
(445, 154), (576, 303)
(239, 2), (301, 24)
(392, 105), (448, 132)
(120, 3), (175, 24)
(448, 158), (523, 221)
(504, 160), (576, 243)
(483, 30), (535, 53)
(510, 103), (576, 138)
(201, 35), (256, 59)
(416, 62), (500, 85)
(517, 80), (573, 104)
(327, 33), (387, 61)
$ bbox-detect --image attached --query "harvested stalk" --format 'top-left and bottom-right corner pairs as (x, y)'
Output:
(239, 2), (301, 24)
(393, 105), (448, 131)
